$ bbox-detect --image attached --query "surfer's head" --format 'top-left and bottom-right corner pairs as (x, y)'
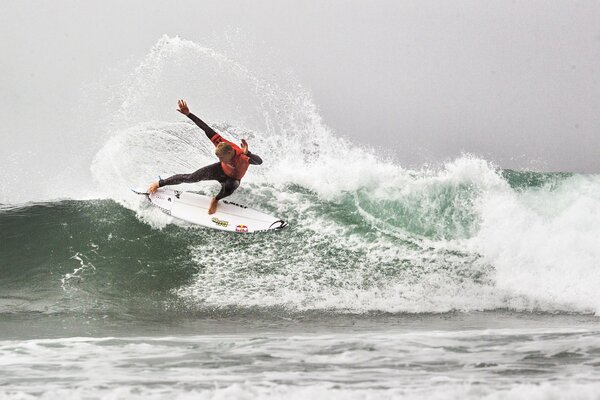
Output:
(215, 142), (235, 162)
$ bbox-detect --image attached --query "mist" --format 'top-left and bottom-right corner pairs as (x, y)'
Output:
(1, 0), (599, 203)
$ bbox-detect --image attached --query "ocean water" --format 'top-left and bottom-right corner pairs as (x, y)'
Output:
(1, 36), (600, 399)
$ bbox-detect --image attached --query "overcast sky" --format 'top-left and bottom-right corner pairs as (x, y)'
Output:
(1, 0), (599, 174)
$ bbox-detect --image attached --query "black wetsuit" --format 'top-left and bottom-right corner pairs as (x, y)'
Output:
(158, 113), (262, 200)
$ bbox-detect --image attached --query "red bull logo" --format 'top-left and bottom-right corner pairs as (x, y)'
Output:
(235, 224), (249, 233)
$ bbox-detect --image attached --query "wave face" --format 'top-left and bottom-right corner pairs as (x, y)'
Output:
(2, 36), (600, 318)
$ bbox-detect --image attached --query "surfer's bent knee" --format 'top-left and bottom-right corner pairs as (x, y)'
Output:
(215, 179), (240, 201)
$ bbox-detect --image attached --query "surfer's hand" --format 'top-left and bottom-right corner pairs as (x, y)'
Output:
(147, 181), (160, 194)
(177, 99), (190, 116)
(240, 139), (249, 154)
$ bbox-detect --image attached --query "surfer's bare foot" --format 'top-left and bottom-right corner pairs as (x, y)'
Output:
(147, 181), (160, 194)
(208, 197), (218, 214)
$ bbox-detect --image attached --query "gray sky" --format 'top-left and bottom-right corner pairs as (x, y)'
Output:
(1, 0), (599, 176)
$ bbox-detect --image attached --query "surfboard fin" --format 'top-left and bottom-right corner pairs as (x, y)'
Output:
(131, 188), (149, 196)
(269, 220), (288, 230)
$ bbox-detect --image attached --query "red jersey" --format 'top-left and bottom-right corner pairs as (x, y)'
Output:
(209, 133), (250, 180)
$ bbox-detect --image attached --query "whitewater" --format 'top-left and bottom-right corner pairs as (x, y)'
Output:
(1, 36), (600, 399)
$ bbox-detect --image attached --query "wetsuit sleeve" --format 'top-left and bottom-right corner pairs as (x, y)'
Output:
(187, 113), (218, 141)
(247, 151), (263, 165)
(186, 113), (242, 150)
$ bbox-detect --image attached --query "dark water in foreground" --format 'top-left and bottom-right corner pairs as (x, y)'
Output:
(1, 312), (600, 399)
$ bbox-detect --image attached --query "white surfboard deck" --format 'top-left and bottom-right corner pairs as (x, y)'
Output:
(132, 188), (287, 233)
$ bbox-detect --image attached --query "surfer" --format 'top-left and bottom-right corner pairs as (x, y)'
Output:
(147, 100), (262, 214)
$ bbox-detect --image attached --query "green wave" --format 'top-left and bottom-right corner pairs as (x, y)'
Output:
(501, 169), (573, 190)
(0, 200), (201, 317)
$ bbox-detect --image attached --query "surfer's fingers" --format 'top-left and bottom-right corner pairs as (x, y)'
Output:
(177, 99), (186, 113)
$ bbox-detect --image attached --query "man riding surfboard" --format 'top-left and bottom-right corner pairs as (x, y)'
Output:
(147, 100), (262, 214)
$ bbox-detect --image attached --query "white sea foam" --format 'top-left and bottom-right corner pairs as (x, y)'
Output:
(2, 329), (600, 399)
(7, 384), (600, 400)
(469, 173), (600, 313)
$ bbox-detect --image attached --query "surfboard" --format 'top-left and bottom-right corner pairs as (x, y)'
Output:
(132, 188), (287, 233)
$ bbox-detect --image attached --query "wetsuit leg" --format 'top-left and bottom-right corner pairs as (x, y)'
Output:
(158, 162), (227, 187)
(158, 162), (239, 200)
(215, 178), (240, 200)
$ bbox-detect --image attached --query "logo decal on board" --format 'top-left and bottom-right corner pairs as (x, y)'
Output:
(235, 224), (249, 233)
(223, 200), (248, 209)
(211, 217), (229, 227)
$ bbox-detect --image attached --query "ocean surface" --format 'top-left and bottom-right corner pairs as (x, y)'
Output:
(2, 36), (600, 399)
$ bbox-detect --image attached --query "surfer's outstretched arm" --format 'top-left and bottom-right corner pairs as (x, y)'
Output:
(177, 99), (218, 140)
(187, 113), (218, 140)
(178, 100), (263, 164)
